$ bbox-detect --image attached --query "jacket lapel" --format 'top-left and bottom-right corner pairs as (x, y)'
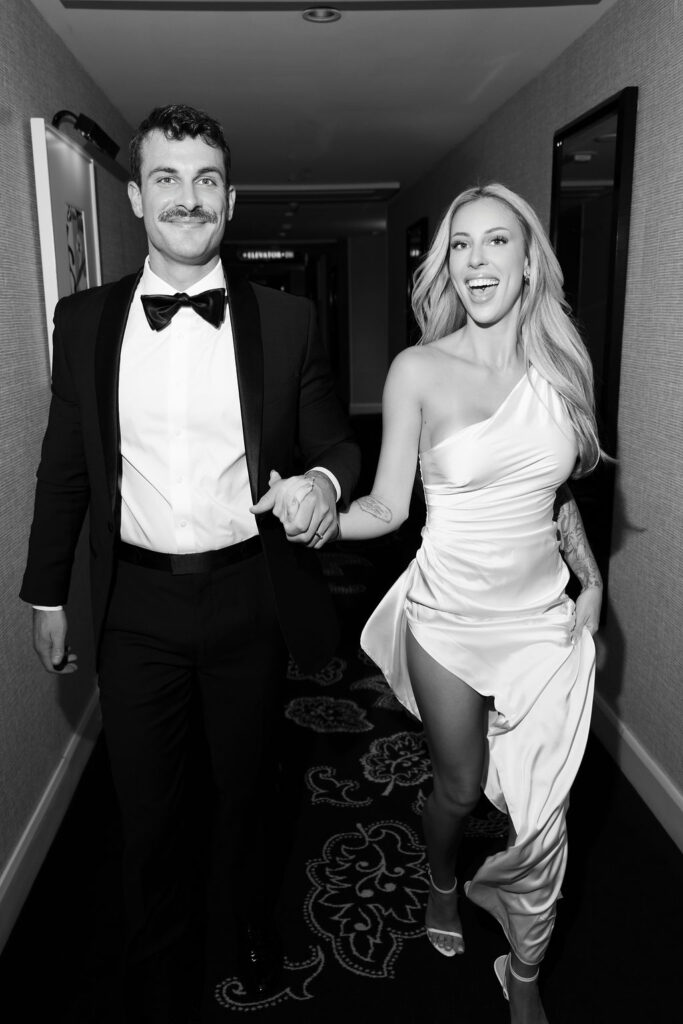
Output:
(94, 271), (140, 511)
(225, 267), (263, 501)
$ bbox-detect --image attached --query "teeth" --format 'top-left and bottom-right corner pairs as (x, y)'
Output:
(468, 278), (498, 289)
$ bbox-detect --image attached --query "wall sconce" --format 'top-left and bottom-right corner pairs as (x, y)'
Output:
(51, 110), (120, 160)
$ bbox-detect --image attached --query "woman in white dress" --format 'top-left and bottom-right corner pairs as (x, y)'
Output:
(255, 183), (604, 1024)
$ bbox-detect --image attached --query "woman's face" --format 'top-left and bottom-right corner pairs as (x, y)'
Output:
(448, 197), (529, 328)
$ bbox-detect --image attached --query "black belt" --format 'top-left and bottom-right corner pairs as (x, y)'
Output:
(118, 536), (261, 575)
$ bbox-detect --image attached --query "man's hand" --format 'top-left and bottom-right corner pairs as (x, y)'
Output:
(32, 608), (78, 674)
(571, 586), (602, 644)
(250, 470), (339, 547)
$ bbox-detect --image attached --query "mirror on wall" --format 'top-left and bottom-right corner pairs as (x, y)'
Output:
(550, 87), (638, 601)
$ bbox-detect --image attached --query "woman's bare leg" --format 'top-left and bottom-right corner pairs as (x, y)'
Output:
(501, 954), (549, 1024)
(406, 628), (487, 955)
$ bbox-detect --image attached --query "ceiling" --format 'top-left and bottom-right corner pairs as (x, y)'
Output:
(29, 0), (620, 241)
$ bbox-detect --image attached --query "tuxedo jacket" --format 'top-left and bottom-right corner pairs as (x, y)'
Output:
(21, 267), (360, 673)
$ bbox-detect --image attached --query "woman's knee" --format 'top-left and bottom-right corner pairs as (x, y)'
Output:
(429, 776), (480, 818)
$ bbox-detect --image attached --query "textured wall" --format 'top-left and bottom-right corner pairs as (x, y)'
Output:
(387, 0), (683, 787)
(0, 0), (145, 870)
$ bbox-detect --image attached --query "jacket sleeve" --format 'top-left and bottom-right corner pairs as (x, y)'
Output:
(19, 302), (91, 606)
(297, 302), (360, 508)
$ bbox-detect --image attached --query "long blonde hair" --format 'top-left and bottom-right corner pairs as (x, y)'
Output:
(411, 183), (605, 476)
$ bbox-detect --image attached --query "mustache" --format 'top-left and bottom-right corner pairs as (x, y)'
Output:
(158, 207), (218, 224)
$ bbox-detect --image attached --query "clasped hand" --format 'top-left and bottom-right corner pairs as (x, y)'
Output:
(250, 470), (339, 547)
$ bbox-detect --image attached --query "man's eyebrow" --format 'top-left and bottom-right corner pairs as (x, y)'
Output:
(195, 165), (225, 178)
(146, 165), (225, 178)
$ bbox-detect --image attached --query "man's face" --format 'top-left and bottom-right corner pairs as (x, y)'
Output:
(128, 129), (235, 276)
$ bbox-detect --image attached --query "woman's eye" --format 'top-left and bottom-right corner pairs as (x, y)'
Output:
(450, 240), (467, 250)
(490, 235), (508, 245)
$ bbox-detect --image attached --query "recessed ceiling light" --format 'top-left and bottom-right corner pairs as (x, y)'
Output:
(302, 8), (342, 24)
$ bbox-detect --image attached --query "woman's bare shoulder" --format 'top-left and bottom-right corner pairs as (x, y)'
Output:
(390, 339), (454, 373)
(384, 345), (441, 398)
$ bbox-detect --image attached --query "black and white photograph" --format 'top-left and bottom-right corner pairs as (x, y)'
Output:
(0, 2), (681, 1023)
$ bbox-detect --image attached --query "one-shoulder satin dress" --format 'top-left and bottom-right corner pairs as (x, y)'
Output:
(360, 367), (595, 965)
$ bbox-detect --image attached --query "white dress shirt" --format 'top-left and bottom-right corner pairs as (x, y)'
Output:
(119, 259), (257, 553)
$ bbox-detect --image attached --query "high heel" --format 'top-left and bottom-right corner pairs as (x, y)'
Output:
(426, 872), (465, 958)
(493, 953), (540, 1001)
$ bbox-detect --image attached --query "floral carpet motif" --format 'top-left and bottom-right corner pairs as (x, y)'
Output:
(214, 946), (326, 1013)
(305, 765), (373, 808)
(304, 820), (428, 978)
(287, 656), (346, 686)
(361, 730), (432, 795)
(284, 696), (374, 733)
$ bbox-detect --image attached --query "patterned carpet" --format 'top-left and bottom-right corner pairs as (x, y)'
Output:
(1, 527), (681, 1022)
(210, 533), (510, 1019)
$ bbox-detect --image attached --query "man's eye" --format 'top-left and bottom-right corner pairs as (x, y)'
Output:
(198, 177), (217, 186)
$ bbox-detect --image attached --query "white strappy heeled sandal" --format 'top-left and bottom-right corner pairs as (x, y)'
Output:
(493, 953), (539, 1000)
(425, 872), (465, 958)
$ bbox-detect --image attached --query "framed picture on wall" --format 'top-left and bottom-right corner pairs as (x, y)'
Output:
(406, 217), (428, 346)
(30, 118), (102, 364)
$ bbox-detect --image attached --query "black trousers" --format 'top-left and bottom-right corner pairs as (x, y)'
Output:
(98, 548), (287, 1016)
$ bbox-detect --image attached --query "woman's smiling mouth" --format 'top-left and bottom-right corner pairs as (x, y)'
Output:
(466, 276), (499, 298)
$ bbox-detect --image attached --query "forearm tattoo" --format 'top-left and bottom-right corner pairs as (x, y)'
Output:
(556, 492), (603, 591)
(357, 495), (393, 523)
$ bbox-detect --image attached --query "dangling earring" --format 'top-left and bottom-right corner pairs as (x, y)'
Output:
(523, 268), (530, 284)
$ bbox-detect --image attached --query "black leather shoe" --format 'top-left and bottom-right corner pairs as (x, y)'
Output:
(235, 923), (283, 999)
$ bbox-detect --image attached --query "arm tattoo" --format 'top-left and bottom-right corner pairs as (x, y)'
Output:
(357, 495), (393, 524)
(556, 492), (603, 591)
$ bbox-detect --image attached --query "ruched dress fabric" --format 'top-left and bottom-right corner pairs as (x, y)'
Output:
(360, 368), (595, 965)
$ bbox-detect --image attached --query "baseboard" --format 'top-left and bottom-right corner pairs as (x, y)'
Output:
(0, 690), (101, 954)
(349, 402), (382, 415)
(591, 691), (683, 853)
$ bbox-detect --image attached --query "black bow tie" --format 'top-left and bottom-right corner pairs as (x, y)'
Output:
(141, 288), (226, 331)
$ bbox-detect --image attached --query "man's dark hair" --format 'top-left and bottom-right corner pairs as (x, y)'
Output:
(129, 104), (231, 187)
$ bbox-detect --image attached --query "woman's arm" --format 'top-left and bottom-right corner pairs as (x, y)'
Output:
(338, 349), (423, 541)
(555, 483), (603, 638)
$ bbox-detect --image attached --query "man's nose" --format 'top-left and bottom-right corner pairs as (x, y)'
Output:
(177, 180), (201, 209)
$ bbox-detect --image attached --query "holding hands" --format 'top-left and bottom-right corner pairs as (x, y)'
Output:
(251, 469), (339, 548)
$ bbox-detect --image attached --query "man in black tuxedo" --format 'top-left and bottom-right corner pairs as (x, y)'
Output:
(21, 104), (359, 1022)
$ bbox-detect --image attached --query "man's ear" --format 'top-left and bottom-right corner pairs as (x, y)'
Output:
(226, 186), (236, 222)
(128, 180), (143, 219)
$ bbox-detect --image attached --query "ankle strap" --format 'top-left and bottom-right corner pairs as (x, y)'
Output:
(508, 958), (540, 984)
(428, 869), (457, 895)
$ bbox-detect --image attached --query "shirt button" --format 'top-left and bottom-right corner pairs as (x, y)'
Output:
(180, 520), (187, 528)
